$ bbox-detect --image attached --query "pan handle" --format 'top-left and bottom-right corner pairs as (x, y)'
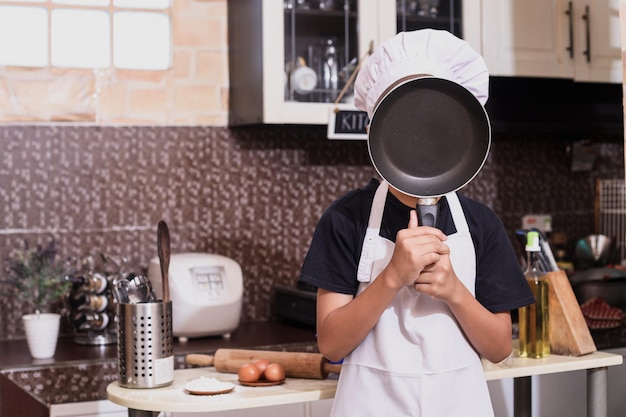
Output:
(417, 198), (439, 227)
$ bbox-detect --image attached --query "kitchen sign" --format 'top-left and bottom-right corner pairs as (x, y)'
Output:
(327, 104), (369, 140)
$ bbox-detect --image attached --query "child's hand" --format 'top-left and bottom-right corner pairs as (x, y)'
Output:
(411, 219), (461, 302)
(383, 210), (448, 289)
(414, 251), (461, 302)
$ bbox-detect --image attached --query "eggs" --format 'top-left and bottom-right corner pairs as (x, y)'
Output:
(237, 359), (285, 384)
(263, 363), (286, 382)
(252, 358), (270, 374)
(237, 363), (261, 383)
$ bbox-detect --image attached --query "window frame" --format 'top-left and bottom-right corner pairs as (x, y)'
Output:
(0, 0), (171, 70)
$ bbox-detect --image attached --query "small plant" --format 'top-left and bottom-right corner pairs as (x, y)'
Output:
(1, 240), (71, 314)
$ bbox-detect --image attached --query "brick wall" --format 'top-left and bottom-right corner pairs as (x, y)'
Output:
(0, 0), (229, 125)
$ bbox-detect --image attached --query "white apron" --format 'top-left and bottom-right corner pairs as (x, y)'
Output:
(330, 181), (494, 417)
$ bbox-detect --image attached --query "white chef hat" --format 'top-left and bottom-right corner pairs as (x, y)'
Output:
(354, 29), (489, 119)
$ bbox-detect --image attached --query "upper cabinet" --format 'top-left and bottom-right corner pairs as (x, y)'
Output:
(227, 0), (471, 126)
(481, 0), (622, 83)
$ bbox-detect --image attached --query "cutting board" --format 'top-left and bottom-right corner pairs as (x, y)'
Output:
(547, 270), (597, 356)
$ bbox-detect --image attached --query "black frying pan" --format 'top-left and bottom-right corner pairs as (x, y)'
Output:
(367, 77), (491, 227)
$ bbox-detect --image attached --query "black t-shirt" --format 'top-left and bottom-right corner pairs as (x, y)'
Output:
(299, 178), (534, 313)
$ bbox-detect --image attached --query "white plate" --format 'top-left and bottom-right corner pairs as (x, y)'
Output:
(184, 377), (235, 395)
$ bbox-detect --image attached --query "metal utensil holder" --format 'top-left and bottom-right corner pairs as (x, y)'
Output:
(117, 301), (174, 388)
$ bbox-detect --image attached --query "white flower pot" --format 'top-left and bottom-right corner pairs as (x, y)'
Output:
(22, 313), (61, 359)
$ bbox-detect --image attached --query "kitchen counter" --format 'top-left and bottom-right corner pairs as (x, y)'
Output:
(106, 350), (623, 417)
(0, 322), (318, 417)
(0, 322), (317, 369)
(107, 367), (337, 415)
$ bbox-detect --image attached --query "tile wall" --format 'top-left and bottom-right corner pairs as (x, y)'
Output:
(0, 124), (623, 340)
(0, 0), (624, 341)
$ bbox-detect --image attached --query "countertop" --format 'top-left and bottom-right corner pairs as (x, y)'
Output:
(0, 322), (318, 416)
(105, 351), (623, 415)
(107, 367), (338, 414)
(0, 322), (317, 370)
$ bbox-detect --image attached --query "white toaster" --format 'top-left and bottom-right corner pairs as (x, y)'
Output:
(147, 252), (243, 340)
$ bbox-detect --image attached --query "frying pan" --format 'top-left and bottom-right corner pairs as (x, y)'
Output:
(368, 77), (491, 227)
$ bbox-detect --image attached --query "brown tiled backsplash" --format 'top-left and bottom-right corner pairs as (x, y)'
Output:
(0, 125), (623, 340)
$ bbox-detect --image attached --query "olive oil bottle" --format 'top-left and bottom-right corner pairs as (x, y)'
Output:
(518, 231), (550, 358)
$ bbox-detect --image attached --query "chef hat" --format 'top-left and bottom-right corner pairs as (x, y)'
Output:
(354, 29), (489, 119)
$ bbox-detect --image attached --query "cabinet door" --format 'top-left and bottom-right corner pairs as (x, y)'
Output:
(168, 402), (328, 417)
(228, 0), (471, 126)
(573, 0), (622, 82)
(229, 0), (379, 126)
(481, 0), (573, 78)
(480, 0), (622, 83)
(49, 400), (127, 417)
(392, 0), (463, 37)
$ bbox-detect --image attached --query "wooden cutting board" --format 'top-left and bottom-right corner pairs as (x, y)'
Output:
(547, 270), (597, 356)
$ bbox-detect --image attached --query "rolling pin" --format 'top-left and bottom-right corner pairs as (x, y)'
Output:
(185, 349), (342, 379)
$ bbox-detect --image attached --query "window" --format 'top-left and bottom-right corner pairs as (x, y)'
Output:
(0, 0), (171, 70)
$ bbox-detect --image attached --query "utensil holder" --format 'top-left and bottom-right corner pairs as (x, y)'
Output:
(117, 301), (174, 388)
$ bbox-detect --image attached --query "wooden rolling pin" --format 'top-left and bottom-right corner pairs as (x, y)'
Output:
(185, 349), (342, 379)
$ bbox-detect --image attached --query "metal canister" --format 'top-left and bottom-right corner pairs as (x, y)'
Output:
(116, 301), (174, 388)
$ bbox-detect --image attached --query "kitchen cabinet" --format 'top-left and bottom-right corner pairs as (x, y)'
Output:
(481, 0), (622, 83)
(49, 400), (127, 417)
(168, 399), (333, 417)
(228, 0), (473, 126)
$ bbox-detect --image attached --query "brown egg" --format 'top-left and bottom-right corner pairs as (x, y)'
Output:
(238, 363), (261, 383)
(263, 363), (286, 382)
(253, 358), (270, 377)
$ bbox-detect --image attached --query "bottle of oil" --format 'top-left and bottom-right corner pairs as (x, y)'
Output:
(518, 231), (550, 358)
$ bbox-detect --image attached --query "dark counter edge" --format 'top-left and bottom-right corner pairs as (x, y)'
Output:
(0, 321), (318, 371)
(0, 321), (318, 416)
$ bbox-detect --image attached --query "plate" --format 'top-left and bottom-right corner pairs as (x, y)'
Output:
(185, 386), (235, 395)
(238, 379), (285, 387)
(184, 377), (235, 395)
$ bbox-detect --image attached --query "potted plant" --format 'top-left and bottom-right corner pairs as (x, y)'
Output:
(1, 240), (71, 359)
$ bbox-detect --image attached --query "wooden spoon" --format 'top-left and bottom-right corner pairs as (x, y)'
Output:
(157, 220), (171, 303)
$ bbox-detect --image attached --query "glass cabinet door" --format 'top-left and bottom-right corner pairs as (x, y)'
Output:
(249, 0), (379, 125)
(395, 0), (462, 36)
(227, 0), (466, 127)
(283, 0), (360, 106)
(280, 0), (463, 108)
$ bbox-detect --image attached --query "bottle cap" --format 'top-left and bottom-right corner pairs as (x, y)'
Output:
(526, 231), (541, 252)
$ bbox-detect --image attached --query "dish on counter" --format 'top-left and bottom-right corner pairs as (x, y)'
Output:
(238, 379), (285, 387)
(184, 376), (235, 395)
(580, 296), (625, 330)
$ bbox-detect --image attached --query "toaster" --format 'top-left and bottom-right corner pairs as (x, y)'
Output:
(147, 252), (243, 340)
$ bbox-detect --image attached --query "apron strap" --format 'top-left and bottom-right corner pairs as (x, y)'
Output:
(445, 192), (469, 233)
(358, 187), (468, 282)
(357, 181), (389, 282)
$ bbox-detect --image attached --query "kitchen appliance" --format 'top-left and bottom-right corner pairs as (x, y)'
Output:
(148, 252), (243, 340)
(596, 179), (626, 262)
(570, 267), (626, 309)
(485, 77), (624, 134)
(275, 283), (317, 327)
(575, 234), (614, 269)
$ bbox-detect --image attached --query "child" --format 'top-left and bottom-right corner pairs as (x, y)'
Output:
(299, 29), (534, 417)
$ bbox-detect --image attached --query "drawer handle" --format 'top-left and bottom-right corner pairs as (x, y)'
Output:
(565, 1), (574, 59)
(582, 5), (591, 63)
